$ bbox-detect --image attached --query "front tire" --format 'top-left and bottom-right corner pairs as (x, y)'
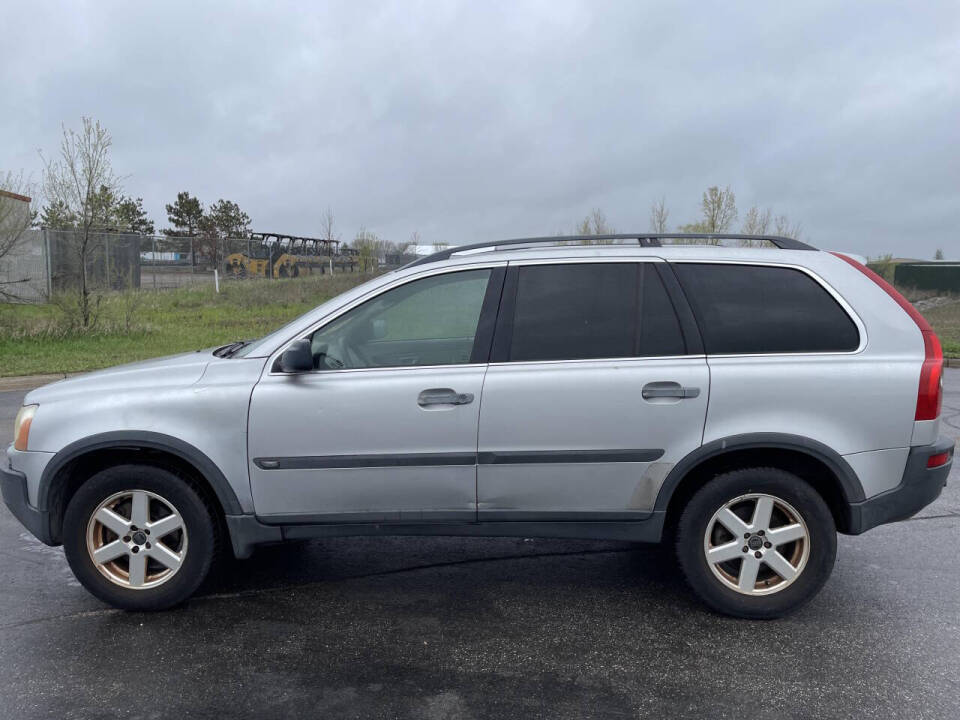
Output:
(63, 464), (216, 611)
(676, 467), (836, 619)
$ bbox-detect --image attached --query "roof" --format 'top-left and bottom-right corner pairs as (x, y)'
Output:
(0, 189), (31, 203)
(405, 233), (816, 269)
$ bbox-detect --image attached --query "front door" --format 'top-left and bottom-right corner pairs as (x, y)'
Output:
(249, 266), (503, 521)
(477, 260), (709, 519)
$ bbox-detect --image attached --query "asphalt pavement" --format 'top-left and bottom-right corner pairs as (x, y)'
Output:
(0, 372), (958, 719)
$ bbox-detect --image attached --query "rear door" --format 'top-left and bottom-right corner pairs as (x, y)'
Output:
(476, 259), (709, 519)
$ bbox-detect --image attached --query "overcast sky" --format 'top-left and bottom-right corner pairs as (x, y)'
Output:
(4, 1), (958, 257)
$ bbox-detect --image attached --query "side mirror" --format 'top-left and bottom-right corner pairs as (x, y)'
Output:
(278, 339), (313, 373)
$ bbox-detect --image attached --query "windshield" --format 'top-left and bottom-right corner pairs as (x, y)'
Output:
(231, 272), (394, 357)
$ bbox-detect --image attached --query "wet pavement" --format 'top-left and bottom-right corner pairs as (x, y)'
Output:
(0, 371), (958, 719)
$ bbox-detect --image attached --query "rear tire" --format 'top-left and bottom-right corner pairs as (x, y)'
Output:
(676, 467), (836, 619)
(63, 464), (217, 611)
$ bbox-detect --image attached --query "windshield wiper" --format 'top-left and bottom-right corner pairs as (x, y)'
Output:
(213, 339), (252, 358)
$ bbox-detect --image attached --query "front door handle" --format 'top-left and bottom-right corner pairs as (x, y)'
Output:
(418, 388), (474, 407)
(642, 382), (701, 400)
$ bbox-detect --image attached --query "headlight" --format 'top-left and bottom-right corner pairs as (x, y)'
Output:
(13, 404), (38, 451)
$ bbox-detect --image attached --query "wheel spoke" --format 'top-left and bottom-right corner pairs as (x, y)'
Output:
(148, 542), (182, 571)
(716, 508), (750, 537)
(95, 507), (130, 536)
(128, 552), (147, 587)
(147, 513), (183, 539)
(738, 556), (761, 591)
(92, 540), (127, 565)
(751, 496), (775, 531)
(763, 550), (799, 582)
(766, 523), (806, 546)
(707, 540), (744, 564)
(130, 491), (150, 528)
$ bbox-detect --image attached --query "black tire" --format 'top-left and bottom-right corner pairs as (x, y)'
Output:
(676, 467), (836, 619)
(62, 464), (217, 611)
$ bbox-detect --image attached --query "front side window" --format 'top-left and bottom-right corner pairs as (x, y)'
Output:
(504, 262), (686, 362)
(309, 269), (492, 369)
(672, 263), (860, 354)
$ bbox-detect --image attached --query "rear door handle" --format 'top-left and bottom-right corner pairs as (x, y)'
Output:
(418, 388), (474, 407)
(642, 382), (701, 400)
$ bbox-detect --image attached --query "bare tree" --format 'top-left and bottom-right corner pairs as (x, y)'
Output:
(773, 214), (803, 240)
(41, 118), (121, 327)
(408, 230), (421, 252)
(699, 185), (737, 233)
(741, 206), (772, 236)
(649, 197), (669, 233)
(575, 208), (614, 243)
(0, 172), (36, 301)
(319, 207), (340, 252)
(935, 248), (944, 260)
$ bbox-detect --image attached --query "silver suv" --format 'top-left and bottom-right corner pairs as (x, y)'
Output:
(3, 234), (952, 618)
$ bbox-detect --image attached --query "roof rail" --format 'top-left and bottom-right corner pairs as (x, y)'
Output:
(404, 233), (816, 268)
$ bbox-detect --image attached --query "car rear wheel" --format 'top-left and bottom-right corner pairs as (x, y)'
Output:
(63, 464), (216, 611)
(676, 467), (836, 619)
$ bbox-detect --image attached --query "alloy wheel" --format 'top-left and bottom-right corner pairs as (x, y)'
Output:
(85, 489), (188, 590)
(703, 492), (810, 595)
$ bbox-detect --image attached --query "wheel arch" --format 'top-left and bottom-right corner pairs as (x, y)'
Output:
(657, 433), (864, 535)
(39, 431), (242, 544)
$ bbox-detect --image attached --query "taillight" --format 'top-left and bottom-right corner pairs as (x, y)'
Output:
(830, 252), (943, 421)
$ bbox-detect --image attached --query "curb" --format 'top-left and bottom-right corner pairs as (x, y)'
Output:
(0, 373), (75, 392)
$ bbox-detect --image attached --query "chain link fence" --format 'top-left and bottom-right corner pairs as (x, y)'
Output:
(0, 229), (425, 303)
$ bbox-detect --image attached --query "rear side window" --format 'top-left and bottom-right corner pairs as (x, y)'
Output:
(672, 263), (859, 354)
(504, 263), (686, 362)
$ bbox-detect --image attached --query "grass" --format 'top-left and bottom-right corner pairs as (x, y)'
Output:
(0, 274), (958, 377)
(0, 273), (377, 377)
(923, 303), (960, 357)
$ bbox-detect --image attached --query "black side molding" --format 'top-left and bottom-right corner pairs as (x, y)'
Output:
(254, 453), (477, 470)
(478, 449), (664, 465)
(254, 449), (665, 470)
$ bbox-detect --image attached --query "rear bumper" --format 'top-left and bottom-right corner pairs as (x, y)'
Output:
(848, 436), (953, 534)
(1, 462), (55, 545)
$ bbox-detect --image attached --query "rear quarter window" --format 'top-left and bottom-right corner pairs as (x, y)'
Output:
(672, 263), (860, 354)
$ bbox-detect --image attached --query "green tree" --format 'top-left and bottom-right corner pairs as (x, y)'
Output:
(115, 196), (155, 234)
(193, 199), (251, 267)
(206, 199), (251, 238)
(164, 191), (204, 236)
(39, 199), (76, 228)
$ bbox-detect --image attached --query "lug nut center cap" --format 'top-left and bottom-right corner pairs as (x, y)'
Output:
(131, 531), (147, 546)
(747, 535), (764, 551)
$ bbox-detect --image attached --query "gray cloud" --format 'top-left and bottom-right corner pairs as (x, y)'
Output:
(3, 0), (958, 257)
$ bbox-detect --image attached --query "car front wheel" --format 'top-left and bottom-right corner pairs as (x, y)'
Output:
(63, 464), (216, 611)
(676, 467), (837, 619)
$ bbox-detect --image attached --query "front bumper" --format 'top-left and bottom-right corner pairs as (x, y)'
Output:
(1, 462), (55, 545)
(848, 436), (954, 534)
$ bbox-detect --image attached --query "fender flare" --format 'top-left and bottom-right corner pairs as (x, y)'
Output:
(39, 431), (244, 518)
(653, 432), (865, 512)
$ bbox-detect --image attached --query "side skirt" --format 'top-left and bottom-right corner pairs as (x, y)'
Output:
(224, 512), (667, 559)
